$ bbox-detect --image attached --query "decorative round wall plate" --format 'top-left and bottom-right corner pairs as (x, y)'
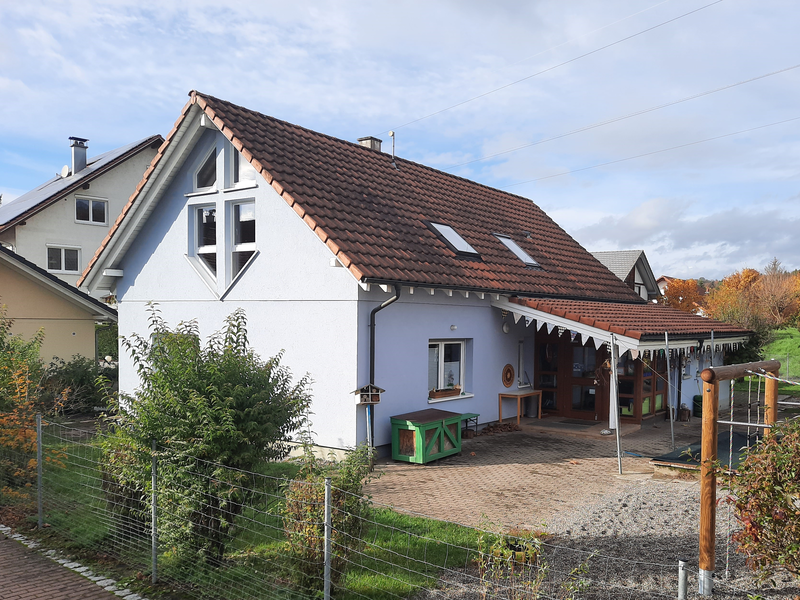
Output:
(502, 364), (514, 388)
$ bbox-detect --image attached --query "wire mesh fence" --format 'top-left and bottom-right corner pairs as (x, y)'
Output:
(0, 417), (796, 599)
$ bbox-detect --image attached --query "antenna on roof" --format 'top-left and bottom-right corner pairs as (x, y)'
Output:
(388, 131), (399, 170)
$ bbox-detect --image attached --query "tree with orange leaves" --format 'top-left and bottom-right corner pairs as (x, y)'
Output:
(661, 278), (705, 314)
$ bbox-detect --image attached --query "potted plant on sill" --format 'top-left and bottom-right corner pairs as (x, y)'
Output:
(429, 385), (462, 399)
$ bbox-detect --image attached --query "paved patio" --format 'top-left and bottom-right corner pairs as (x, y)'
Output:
(366, 414), (703, 529)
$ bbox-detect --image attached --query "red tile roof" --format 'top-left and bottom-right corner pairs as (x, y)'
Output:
(510, 297), (750, 340)
(83, 91), (644, 301)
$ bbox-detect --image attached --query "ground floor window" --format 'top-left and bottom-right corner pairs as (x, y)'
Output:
(428, 340), (465, 393)
(47, 246), (80, 273)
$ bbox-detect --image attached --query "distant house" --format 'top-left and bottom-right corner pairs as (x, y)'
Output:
(591, 250), (659, 301)
(0, 246), (116, 362)
(80, 91), (750, 453)
(0, 135), (162, 287)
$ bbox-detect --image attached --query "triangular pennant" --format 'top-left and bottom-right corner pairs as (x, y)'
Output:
(546, 322), (555, 334)
(513, 312), (522, 324)
(593, 336), (605, 350)
(630, 349), (639, 360)
(525, 317), (532, 327)
(570, 330), (577, 342)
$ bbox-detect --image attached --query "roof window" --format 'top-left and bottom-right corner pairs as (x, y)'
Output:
(494, 234), (540, 268)
(428, 222), (480, 258)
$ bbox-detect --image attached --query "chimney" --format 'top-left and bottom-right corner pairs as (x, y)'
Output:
(69, 137), (89, 174)
(357, 136), (382, 152)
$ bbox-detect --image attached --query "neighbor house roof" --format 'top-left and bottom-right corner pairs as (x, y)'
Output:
(81, 91), (643, 303)
(0, 245), (117, 320)
(0, 135), (163, 233)
(591, 250), (659, 298)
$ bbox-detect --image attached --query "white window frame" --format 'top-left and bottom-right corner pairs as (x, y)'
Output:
(75, 196), (108, 226)
(225, 142), (258, 190)
(193, 204), (218, 280)
(428, 339), (466, 392)
(226, 199), (257, 283)
(194, 146), (218, 193)
(46, 245), (81, 274)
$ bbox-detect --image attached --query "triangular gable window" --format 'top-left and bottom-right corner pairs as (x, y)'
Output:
(196, 150), (217, 190)
(427, 222), (480, 259)
(494, 234), (540, 268)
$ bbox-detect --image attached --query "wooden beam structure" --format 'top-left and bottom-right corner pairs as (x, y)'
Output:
(697, 359), (781, 596)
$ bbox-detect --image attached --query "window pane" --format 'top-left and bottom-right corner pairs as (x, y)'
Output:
(199, 251), (217, 275)
(232, 151), (240, 184)
(64, 249), (79, 272)
(232, 250), (254, 277)
(655, 394), (664, 411)
(538, 343), (558, 371)
(642, 377), (652, 394)
(47, 248), (61, 270)
(572, 346), (596, 377)
(619, 379), (635, 395)
(197, 208), (216, 246)
(91, 200), (106, 223)
(538, 373), (557, 388)
(197, 152), (216, 189)
(643, 396), (651, 414)
(443, 343), (461, 387)
(428, 345), (439, 390)
(572, 385), (596, 411)
(234, 203), (255, 245)
(76, 198), (90, 221)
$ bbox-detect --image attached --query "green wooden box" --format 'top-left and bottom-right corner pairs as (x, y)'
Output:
(390, 409), (463, 464)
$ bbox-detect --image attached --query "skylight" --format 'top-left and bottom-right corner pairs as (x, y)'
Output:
(428, 222), (479, 256)
(495, 234), (540, 267)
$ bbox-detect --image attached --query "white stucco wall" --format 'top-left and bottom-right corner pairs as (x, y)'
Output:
(358, 287), (535, 448)
(114, 128), (361, 450)
(10, 148), (157, 286)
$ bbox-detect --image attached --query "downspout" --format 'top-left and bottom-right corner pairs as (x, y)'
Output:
(367, 284), (402, 446)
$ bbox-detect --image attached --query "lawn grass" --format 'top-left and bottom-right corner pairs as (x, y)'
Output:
(21, 433), (483, 600)
(761, 327), (800, 381)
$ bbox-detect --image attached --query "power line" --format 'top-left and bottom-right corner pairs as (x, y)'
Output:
(445, 63), (800, 170)
(501, 116), (800, 188)
(511, 0), (675, 66)
(379, 0), (725, 135)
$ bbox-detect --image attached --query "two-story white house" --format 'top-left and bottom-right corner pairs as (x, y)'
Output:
(0, 135), (162, 287)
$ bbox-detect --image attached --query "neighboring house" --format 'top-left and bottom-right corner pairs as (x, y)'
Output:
(657, 275), (674, 297)
(0, 246), (117, 363)
(591, 250), (659, 301)
(80, 91), (750, 453)
(0, 135), (162, 287)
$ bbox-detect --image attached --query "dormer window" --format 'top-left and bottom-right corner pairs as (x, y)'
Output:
(195, 149), (217, 191)
(428, 222), (480, 258)
(494, 234), (540, 268)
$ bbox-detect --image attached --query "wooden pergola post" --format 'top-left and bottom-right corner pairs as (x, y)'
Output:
(698, 359), (781, 596)
(698, 378), (718, 595)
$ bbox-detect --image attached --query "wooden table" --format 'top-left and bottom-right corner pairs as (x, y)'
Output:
(498, 389), (543, 425)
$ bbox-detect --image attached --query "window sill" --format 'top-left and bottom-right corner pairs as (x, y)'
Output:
(428, 393), (474, 404)
(75, 220), (108, 227)
(185, 188), (218, 198)
(223, 181), (258, 192)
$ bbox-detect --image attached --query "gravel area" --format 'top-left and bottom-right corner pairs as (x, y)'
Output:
(415, 476), (799, 600)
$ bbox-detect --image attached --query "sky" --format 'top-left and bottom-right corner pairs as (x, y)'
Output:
(1, 0), (798, 280)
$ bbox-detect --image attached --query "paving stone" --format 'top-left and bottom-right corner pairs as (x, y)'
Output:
(0, 533), (125, 599)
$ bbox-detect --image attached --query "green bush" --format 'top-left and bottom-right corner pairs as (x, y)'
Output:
(282, 443), (375, 594)
(43, 355), (117, 415)
(103, 305), (312, 563)
(0, 305), (44, 412)
(728, 418), (800, 580)
(96, 322), (119, 361)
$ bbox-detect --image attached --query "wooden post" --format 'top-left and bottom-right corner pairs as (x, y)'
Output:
(764, 370), (778, 430)
(698, 379), (719, 596)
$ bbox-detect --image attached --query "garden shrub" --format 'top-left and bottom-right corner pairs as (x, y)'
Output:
(0, 305), (44, 412)
(43, 355), (117, 415)
(103, 305), (312, 563)
(282, 443), (375, 594)
(728, 417), (800, 580)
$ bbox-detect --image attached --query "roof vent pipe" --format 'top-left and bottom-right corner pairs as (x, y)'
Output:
(357, 136), (382, 152)
(69, 137), (89, 174)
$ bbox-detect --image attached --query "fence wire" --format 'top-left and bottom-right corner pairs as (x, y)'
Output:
(0, 419), (796, 600)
